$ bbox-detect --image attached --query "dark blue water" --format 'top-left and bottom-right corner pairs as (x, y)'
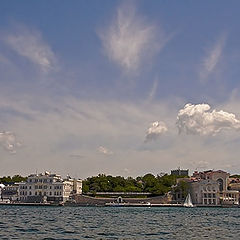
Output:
(0, 206), (239, 239)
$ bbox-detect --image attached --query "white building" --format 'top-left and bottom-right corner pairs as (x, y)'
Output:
(190, 170), (239, 206)
(190, 179), (219, 205)
(18, 171), (82, 203)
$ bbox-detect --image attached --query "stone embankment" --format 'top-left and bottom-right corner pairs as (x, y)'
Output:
(72, 194), (170, 206)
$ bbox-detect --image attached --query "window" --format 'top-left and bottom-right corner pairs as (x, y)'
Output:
(208, 193), (211, 198)
(35, 192), (37, 195)
(29, 191), (32, 195)
(29, 186), (31, 189)
(217, 178), (224, 192)
(213, 193), (216, 198)
(204, 193), (207, 198)
(35, 185), (38, 189)
(50, 192), (52, 195)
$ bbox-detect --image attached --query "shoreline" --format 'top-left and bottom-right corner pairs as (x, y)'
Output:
(0, 202), (238, 208)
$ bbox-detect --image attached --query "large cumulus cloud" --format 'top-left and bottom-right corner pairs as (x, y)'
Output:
(176, 103), (240, 136)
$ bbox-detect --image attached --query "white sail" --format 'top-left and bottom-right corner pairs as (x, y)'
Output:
(183, 193), (194, 207)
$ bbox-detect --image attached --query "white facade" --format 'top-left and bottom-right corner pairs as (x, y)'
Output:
(190, 179), (219, 205)
(190, 170), (239, 206)
(18, 172), (82, 203)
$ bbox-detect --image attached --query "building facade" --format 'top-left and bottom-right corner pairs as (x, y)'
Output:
(191, 170), (239, 206)
(190, 179), (219, 205)
(1, 183), (19, 202)
(18, 172), (82, 203)
(193, 170), (229, 192)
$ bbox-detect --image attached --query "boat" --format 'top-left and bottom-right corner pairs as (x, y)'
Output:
(183, 193), (194, 207)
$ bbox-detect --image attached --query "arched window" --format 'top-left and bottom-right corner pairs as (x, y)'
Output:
(117, 196), (123, 203)
(217, 178), (223, 192)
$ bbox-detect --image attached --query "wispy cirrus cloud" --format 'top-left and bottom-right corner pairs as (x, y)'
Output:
(176, 103), (240, 136)
(200, 34), (226, 82)
(3, 25), (57, 73)
(99, 2), (169, 73)
(2, 94), (240, 176)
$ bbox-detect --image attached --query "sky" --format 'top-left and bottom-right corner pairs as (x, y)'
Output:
(1, 0), (240, 178)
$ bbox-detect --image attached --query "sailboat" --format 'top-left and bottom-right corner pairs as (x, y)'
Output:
(183, 193), (194, 207)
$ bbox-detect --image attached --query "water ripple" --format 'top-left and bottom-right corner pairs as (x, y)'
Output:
(0, 206), (239, 239)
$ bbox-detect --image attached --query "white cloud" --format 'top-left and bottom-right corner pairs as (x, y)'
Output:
(0, 131), (21, 153)
(4, 26), (56, 72)
(176, 103), (240, 136)
(98, 146), (113, 155)
(99, 3), (167, 73)
(145, 121), (168, 142)
(2, 94), (240, 177)
(200, 34), (226, 81)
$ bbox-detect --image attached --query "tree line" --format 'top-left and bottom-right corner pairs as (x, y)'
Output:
(0, 175), (27, 184)
(83, 173), (187, 196)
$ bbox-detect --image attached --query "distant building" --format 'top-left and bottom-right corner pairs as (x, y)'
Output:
(192, 170), (229, 191)
(0, 183), (5, 200)
(190, 170), (239, 206)
(190, 179), (219, 205)
(1, 183), (19, 202)
(171, 168), (189, 177)
(18, 171), (82, 203)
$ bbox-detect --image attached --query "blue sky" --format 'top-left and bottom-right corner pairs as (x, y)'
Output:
(1, 1), (240, 178)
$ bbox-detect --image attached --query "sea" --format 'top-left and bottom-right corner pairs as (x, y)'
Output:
(0, 205), (239, 239)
